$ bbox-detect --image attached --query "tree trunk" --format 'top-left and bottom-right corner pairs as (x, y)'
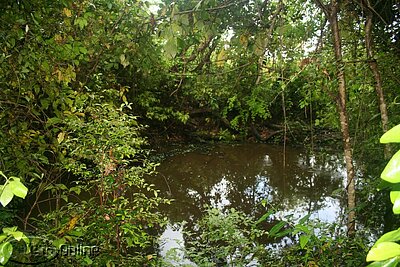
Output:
(330, 1), (356, 237)
(315, 0), (356, 236)
(364, 8), (391, 158)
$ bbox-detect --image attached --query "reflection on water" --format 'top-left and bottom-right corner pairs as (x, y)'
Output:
(148, 143), (347, 262)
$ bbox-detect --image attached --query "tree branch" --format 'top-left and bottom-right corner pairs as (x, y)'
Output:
(313, 0), (330, 16)
(354, 0), (388, 25)
(154, 0), (249, 23)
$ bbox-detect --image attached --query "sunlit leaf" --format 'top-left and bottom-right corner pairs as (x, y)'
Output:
(10, 231), (24, 241)
(120, 54), (129, 68)
(8, 179), (28, 199)
(0, 186), (14, 207)
(3, 227), (17, 234)
(63, 8), (72, 17)
(381, 125), (400, 143)
(381, 151), (400, 183)
(394, 197), (400, 214)
(216, 48), (226, 67)
(367, 242), (400, 262)
(57, 131), (65, 144)
(299, 235), (311, 249)
(390, 191), (400, 204)
(0, 242), (12, 265)
(295, 224), (311, 235)
(366, 257), (399, 266)
(374, 227), (400, 247)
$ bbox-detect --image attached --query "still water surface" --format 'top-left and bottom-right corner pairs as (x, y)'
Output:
(148, 143), (348, 262)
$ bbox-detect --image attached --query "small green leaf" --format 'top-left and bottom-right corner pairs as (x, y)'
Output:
(275, 229), (292, 238)
(46, 117), (62, 126)
(381, 151), (400, 183)
(8, 180), (28, 199)
(55, 184), (68, 190)
(367, 242), (400, 262)
(74, 17), (88, 30)
(254, 34), (266, 56)
(269, 221), (286, 237)
(394, 197), (400, 214)
(10, 231), (23, 241)
(83, 256), (93, 264)
(3, 227), (17, 234)
(0, 241), (13, 265)
(295, 224), (311, 235)
(255, 210), (274, 225)
(0, 186), (14, 207)
(164, 38), (177, 59)
(299, 214), (311, 224)
(53, 238), (66, 249)
(57, 132), (65, 144)
(381, 125), (400, 143)
(390, 191), (400, 204)
(299, 235), (311, 249)
(69, 186), (81, 195)
(61, 194), (68, 202)
(180, 14), (189, 26)
(216, 48), (226, 67)
(120, 54), (129, 68)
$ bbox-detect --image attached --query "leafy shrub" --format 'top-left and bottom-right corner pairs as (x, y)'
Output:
(180, 207), (267, 266)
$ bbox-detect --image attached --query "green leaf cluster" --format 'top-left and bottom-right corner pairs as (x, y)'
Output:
(367, 125), (400, 265)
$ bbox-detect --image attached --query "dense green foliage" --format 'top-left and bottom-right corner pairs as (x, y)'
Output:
(0, 0), (399, 265)
(0, 0), (169, 265)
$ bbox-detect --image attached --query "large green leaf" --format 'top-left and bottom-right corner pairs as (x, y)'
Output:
(381, 125), (400, 143)
(373, 227), (400, 247)
(381, 151), (400, 183)
(367, 242), (400, 262)
(8, 179), (28, 199)
(367, 257), (399, 267)
(0, 241), (13, 265)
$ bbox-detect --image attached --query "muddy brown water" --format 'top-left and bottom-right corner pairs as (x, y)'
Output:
(21, 142), (349, 265)
(147, 143), (348, 262)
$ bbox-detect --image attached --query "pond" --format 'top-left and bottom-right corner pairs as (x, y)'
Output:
(147, 143), (348, 263)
